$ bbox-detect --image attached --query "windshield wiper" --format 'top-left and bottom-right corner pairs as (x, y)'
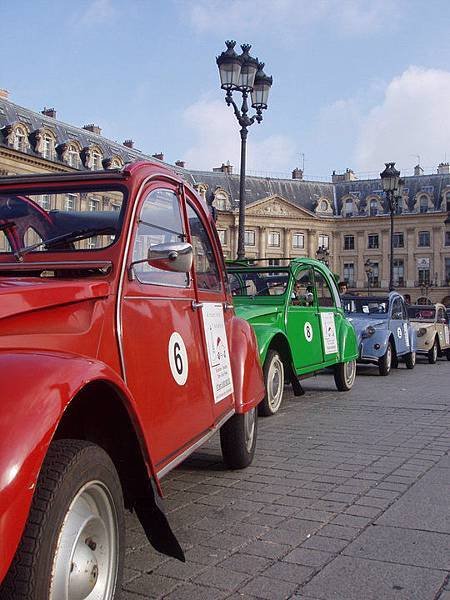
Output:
(13, 227), (115, 262)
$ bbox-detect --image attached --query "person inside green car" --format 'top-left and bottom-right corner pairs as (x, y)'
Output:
(291, 277), (314, 307)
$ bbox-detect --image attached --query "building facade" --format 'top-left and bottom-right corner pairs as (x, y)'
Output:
(1, 91), (449, 306)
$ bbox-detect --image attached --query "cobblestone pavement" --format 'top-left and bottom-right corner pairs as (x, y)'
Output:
(121, 358), (450, 600)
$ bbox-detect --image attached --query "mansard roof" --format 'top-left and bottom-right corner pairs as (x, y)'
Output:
(183, 169), (336, 214)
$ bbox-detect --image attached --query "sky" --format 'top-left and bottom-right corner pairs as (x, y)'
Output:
(2, 0), (450, 181)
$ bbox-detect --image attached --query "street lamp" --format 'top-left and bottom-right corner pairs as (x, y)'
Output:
(380, 162), (401, 291)
(316, 245), (330, 266)
(217, 41), (273, 260)
(364, 258), (373, 295)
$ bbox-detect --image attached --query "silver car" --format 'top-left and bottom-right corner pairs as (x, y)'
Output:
(408, 303), (450, 363)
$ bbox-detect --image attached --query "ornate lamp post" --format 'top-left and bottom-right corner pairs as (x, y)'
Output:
(364, 258), (373, 296)
(316, 245), (330, 267)
(380, 162), (400, 291)
(217, 41), (273, 260)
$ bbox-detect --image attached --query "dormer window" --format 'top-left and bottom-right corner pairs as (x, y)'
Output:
(344, 199), (354, 217)
(369, 199), (378, 216)
(14, 126), (27, 151)
(67, 144), (81, 168)
(92, 150), (102, 170)
(419, 194), (429, 213)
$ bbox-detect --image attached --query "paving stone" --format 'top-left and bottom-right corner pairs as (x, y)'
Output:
(244, 540), (291, 560)
(283, 547), (333, 567)
(239, 575), (299, 599)
(123, 573), (179, 598)
(330, 513), (373, 529)
(217, 552), (273, 575)
(301, 555), (446, 600)
(163, 582), (228, 599)
(316, 524), (360, 541)
(301, 535), (349, 553)
(263, 561), (315, 584)
(193, 565), (249, 591)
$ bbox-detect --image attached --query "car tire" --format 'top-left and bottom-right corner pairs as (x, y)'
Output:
(378, 341), (393, 376)
(259, 349), (285, 416)
(334, 359), (357, 391)
(391, 352), (399, 369)
(428, 339), (438, 364)
(220, 408), (257, 469)
(0, 439), (124, 600)
(447, 349), (450, 361)
(405, 350), (416, 369)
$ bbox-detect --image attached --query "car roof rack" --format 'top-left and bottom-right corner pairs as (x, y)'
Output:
(0, 169), (125, 186)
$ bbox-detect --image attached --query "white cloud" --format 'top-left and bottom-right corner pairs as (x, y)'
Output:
(186, 0), (401, 37)
(182, 95), (296, 174)
(80, 0), (117, 25)
(354, 66), (450, 173)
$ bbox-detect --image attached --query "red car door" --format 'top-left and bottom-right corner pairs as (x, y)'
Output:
(120, 184), (215, 474)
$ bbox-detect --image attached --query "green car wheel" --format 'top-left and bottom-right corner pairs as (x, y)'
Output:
(334, 359), (356, 392)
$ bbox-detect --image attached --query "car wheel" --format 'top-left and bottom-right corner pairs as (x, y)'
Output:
(0, 439), (124, 600)
(259, 349), (285, 416)
(220, 408), (257, 469)
(447, 349), (450, 361)
(334, 359), (356, 391)
(378, 341), (392, 376)
(405, 350), (416, 369)
(428, 339), (438, 364)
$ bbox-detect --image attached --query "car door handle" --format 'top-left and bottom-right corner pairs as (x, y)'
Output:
(223, 301), (234, 311)
(191, 300), (203, 311)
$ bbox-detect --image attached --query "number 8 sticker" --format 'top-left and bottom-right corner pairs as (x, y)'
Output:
(168, 332), (188, 385)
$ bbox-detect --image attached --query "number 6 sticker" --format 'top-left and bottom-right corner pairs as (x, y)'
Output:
(168, 332), (188, 385)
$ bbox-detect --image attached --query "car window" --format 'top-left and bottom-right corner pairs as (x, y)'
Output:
(132, 188), (188, 287)
(438, 307), (448, 323)
(391, 298), (403, 320)
(187, 203), (221, 292)
(314, 269), (336, 308)
(291, 269), (314, 306)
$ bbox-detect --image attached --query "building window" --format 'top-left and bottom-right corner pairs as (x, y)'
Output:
(88, 236), (98, 250)
(318, 234), (329, 249)
(371, 262), (379, 287)
(14, 126), (27, 151)
(418, 267), (430, 285)
(368, 234), (379, 249)
(445, 231), (450, 246)
(88, 196), (100, 212)
(343, 235), (354, 250)
(393, 232), (404, 248)
(40, 194), (51, 210)
(64, 193), (77, 211)
(446, 192), (450, 212)
(343, 263), (355, 285)
(393, 259), (404, 286)
(418, 231), (430, 247)
(43, 134), (54, 160)
(268, 259), (280, 266)
(369, 199), (378, 216)
(345, 199), (353, 217)
(68, 145), (80, 168)
(217, 229), (227, 245)
(292, 233), (304, 249)
(244, 230), (255, 246)
(92, 151), (102, 170)
(268, 231), (280, 247)
(419, 195), (429, 213)
(445, 257), (450, 284)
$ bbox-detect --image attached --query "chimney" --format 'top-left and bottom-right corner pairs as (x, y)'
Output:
(123, 139), (134, 148)
(152, 152), (164, 161)
(213, 161), (233, 175)
(414, 164), (424, 176)
(292, 167), (303, 180)
(175, 160), (186, 168)
(42, 107), (57, 118)
(83, 124), (102, 135)
(437, 162), (450, 175)
(332, 168), (357, 183)
(0, 89), (9, 100)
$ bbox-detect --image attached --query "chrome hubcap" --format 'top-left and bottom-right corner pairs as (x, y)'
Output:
(244, 408), (256, 452)
(433, 345), (437, 360)
(344, 359), (356, 386)
(267, 356), (284, 412)
(386, 345), (392, 370)
(50, 482), (119, 600)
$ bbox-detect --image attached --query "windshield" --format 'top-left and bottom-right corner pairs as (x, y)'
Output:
(0, 187), (125, 260)
(228, 269), (289, 297)
(343, 297), (389, 315)
(407, 306), (436, 322)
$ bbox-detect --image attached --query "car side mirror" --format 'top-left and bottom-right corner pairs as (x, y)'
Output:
(128, 242), (193, 280)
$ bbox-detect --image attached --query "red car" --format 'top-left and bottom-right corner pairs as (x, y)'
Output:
(0, 161), (264, 599)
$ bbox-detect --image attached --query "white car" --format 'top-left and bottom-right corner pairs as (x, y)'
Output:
(408, 303), (450, 363)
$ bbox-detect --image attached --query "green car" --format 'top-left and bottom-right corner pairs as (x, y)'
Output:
(227, 258), (358, 416)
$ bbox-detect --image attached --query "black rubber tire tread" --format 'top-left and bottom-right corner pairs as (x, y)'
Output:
(334, 360), (355, 392)
(0, 439), (125, 600)
(447, 349), (450, 361)
(220, 410), (258, 470)
(405, 351), (416, 369)
(259, 349), (284, 417)
(428, 339), (438, 364)
(378, 341), (392, 376)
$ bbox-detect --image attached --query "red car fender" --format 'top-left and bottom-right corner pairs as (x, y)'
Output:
(228, 316), (265, 414)
(0, 350), (159, 583)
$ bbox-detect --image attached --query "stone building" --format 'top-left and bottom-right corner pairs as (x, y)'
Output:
(1, 90), (449, 305)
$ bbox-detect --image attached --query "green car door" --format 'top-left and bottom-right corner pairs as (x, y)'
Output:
(286, 267), (324, 372)
(313, 266), (340, 364)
